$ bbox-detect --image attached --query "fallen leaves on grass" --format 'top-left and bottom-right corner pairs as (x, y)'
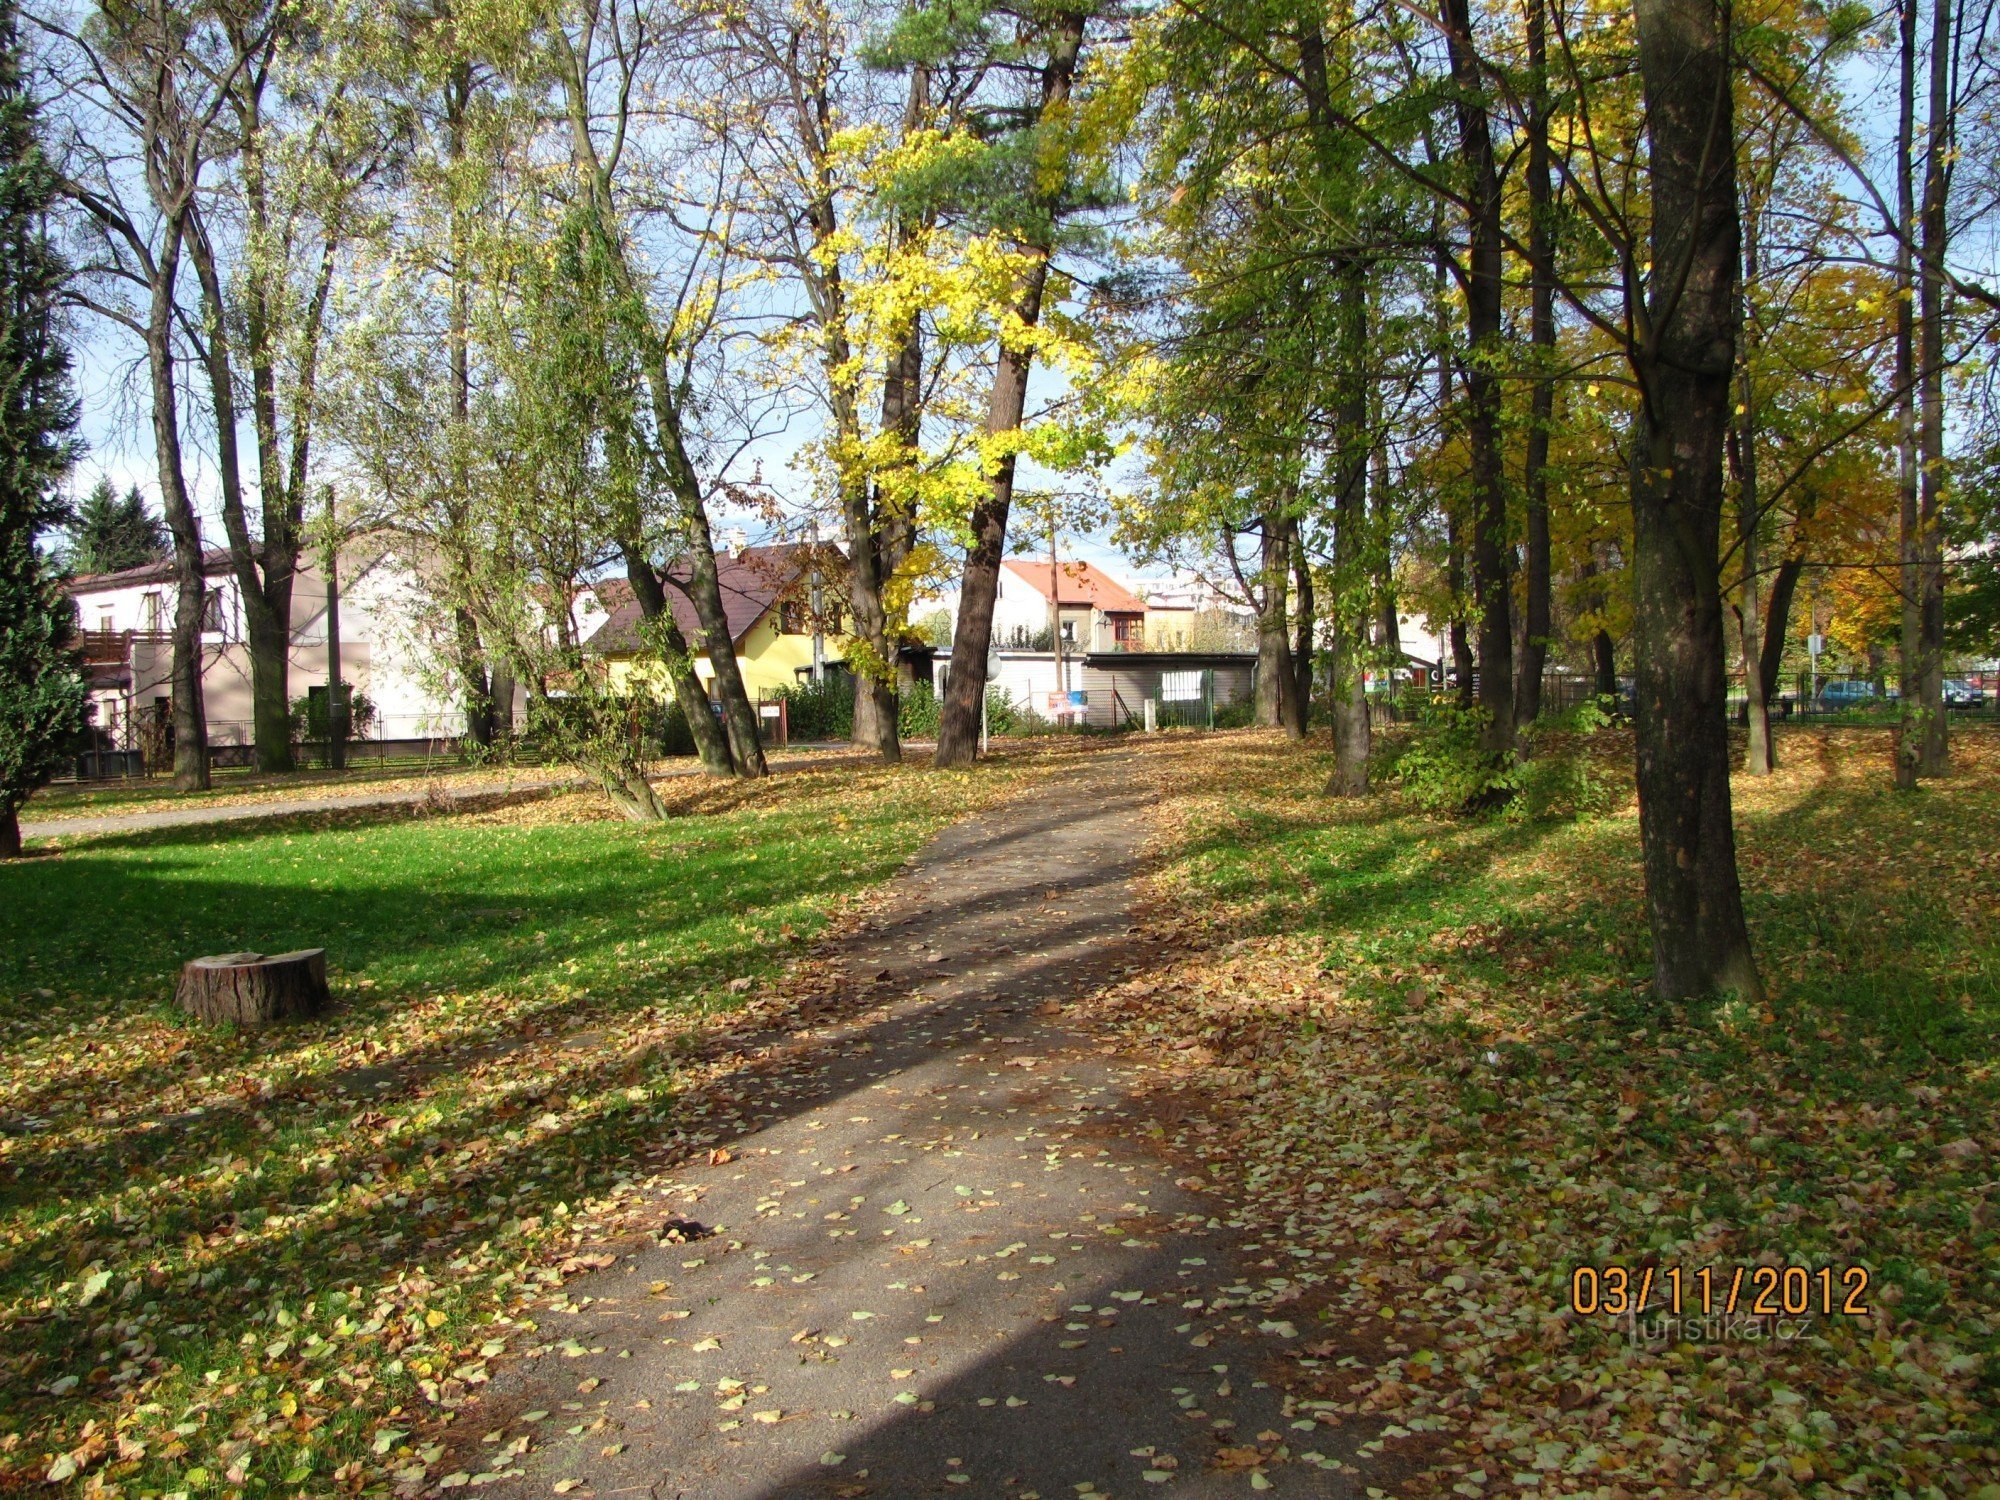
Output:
(1087, 729), (2000, 1498)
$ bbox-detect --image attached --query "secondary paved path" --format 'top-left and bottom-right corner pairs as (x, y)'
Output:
(449, 752), (1370, 1499)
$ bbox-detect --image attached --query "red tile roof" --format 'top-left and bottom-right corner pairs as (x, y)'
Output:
(1002, 558), (1146, 614)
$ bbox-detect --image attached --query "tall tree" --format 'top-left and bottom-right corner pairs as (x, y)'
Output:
(1513, 0), (1555, 728)
(934, 6), (1089, 768)
(52, 0), (253, 791)
(1439, 0), (1515, 760)
(63, 476), (166, 574)
(0, 0), (87, 857)
(1628, 0), (1762, 1000)
(545, 0), (766, 778)
(1911, 0), (1952, 775)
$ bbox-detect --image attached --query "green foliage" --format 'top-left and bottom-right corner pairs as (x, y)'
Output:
(774, 677), (852, 743)
(766, 678), (948, 744)
(0, 0), (87, 831)
(61, 478), (166, 575)
(1377, 695), (1616, 822)
(897, 680), (942, 739)
(287, 684), (378, 751)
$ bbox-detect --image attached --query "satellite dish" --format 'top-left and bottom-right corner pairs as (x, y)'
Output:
(986, 646), (1004, 679)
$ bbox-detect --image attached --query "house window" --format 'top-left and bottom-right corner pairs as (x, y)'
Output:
(1112, 615), (1140, 647)
(1162, 670), (1203, 702)
(141, 592), (162, 631)
(98, 609), (114, 634)
(202, 589), (227, 636)
(779, 599), (805, 635)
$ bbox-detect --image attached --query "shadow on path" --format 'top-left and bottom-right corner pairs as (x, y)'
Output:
(448, 752), (1389, 1499)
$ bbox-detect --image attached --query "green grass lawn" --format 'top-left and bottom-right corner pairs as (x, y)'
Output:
(21, 756), (548, 821)
(1105, 727), (2000, 1497)
(0, 758), (1030, 1494)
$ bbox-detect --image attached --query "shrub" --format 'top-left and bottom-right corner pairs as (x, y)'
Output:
(898, 681), (941, 739)
(288, 684), (378, 763)
(773, 677), (852, 742)
(1376, 694), (1617, 822)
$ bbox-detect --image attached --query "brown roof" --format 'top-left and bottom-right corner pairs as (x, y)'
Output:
(586, 543), (822, 655)
(1002, 558), (1146, 614)
(66, 548), (234, 593)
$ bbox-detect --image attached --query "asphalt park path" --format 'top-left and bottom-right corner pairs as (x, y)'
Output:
(453, 750), (1372, 1499)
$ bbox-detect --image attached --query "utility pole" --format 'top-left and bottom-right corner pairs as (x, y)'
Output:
(1047, 499), (1064, 723)
(808, 518), (825, 684)
(324, 486), (346, 770)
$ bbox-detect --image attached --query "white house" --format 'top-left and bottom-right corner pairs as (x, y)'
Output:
(67, 539), (492, 759)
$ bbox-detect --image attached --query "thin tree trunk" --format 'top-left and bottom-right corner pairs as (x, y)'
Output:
(455, 609), (495, 746)
(846, 68), (931, 763)
(621, 547), (734, 777)
(187, 213), (297, 772)
(1760, 552), (1803, 703)
(1327, 268), (1370, 793)
(1447, 508), (1475, 704)
(0, 807), (19, 860)
(149, 217), (208, 792)
(673, 505), (767, 777)
(1255, 513), (1293, 727)
(933, 15), (1086, 769)
(1441, 0), (1515, 759)
(1288, 533), (1315, 740)
(1735, 215), (1773, 774)
(1916, 0), (1952, 775)
(1896, 0), (1923, 788)
(1372, 445), (1400, 665)
(1296, 21), (1355, 765)
(326, 508), (344, 770)
(1578, 549), (1618, 698)
(1517, 0), (1555, 729)
(445, 66), (496, 751)
(1630, 0), (1763, 1003)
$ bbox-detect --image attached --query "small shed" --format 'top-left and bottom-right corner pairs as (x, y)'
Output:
(1079, 651), (1257, 729)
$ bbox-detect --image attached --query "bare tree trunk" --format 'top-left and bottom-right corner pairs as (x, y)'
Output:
(1630, 0), (1763, 1003)
(0, 807), (19, 860)
(933, 15), (1086, 769)
(1578, 550), (1618, 697)
(1441, 0), (1515, 760)
(1372, 446), (1400, 666)
(1326, 267), (1370, 793)
(1735, 216), (1774, 775)
(148, 218), (209, 792)
(848, 69), (931, 763)
(1288, 533), (1315, 740)
(1447, 508), (1475, 704)
(1760, 552), (1803, 704)
(1516, 0), (1554, 729)
(621, 548), (734, 777)
(444, 66), (496, 754)
(1896, 0), (1923, 788)
(1916, 0), (1952, 775)
(1255, 513), (1293, 727)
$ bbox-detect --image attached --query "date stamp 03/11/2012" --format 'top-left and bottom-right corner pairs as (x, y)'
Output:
(1566, 1263), (1872, 1343)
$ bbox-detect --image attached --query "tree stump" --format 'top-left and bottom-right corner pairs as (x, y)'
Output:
(176, 950), (330, 1026)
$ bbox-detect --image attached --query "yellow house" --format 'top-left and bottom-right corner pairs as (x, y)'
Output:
(582, 544), (851, 699)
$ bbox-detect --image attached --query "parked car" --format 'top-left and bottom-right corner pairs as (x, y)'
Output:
(1816, 679), (1882, 709)
(1945, 679), (1988, 709)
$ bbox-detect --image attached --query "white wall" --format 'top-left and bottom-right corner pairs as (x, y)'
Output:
(70, 545), (498, 748)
